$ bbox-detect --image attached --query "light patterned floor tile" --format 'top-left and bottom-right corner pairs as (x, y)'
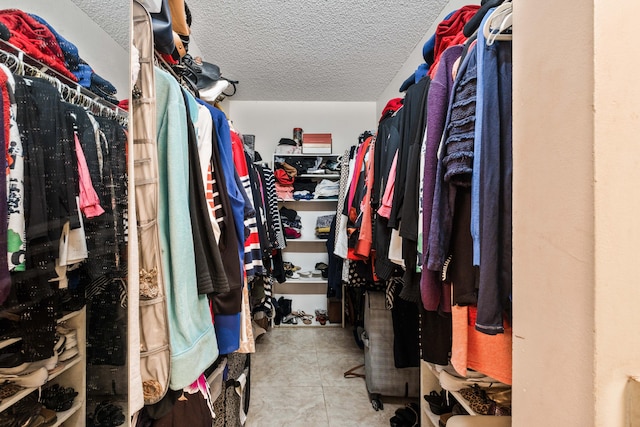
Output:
(246, 385), (328, 427)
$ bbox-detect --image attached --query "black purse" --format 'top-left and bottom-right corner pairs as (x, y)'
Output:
(149, 0), (175, 55)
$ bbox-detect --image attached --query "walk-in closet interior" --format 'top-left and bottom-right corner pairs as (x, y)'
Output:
(0, 0), (638, 426)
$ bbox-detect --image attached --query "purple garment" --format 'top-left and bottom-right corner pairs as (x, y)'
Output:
(420, 45), (463, 311)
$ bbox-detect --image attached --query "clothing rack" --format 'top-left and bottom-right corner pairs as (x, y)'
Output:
(0, 39), (128, 126)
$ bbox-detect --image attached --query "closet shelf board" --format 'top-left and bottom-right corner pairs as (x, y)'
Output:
(275, 320), (340, 328)
(277, 198), (338, 203)
(0, 357), (81, 412)
(0, 337), (21, 350)
(48, 355), (82, 382)
(425, 363), (478, 416)
(297, 173), (340, 179)
(51, 399), (83, 427)
(57, 309), (83, 324)
(0, 386), (36, 413)
(422, 404), (441, 426)
(286, 238), (328, 243)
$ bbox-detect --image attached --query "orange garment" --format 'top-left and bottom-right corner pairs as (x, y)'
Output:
(354, 138), (375, 259)
(451, 305), (512, 385)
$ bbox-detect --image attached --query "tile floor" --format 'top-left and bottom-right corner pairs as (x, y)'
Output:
(245, 325), (416, 427)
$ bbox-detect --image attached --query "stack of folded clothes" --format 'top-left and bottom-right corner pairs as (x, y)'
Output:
(274, 162), (297, 200)
(279, 206), (302, 239)
(313, 179), (339, 199)
(293, 190), (313, 200)
(315, 215), (333, 239)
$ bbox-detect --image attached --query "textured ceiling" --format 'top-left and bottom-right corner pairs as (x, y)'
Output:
(70, 0), (451, 102)
(69, 0), (130, 49)
(188, 0), (450, 101)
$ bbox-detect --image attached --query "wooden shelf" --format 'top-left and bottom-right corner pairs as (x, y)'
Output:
(0, 356), (82, 413)
(0, 337), (21, 350)
(51, 399), (83, 427)
(57, 309), (83, 324)
(275, 320), (340, 328)
(425, 363), (478, 416)
(273, 153), (338, 158)
(278, 198), (338, 202)
(48, 355), (82, 382)
(280, 278), (327, 284)
(0, 385), (35, 413)
(422, 404), (442, 427)
(286, 238), (328, 243)
(298, 173), (340, 179)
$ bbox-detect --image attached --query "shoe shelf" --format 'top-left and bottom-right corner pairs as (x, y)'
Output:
(57, 309), (83, 324)
(283, 278), (328, 284)
(0, 337), (21, 351)
(0, 355), (83, 414)
(297, 173), (340, 179)
(48, 355), (82, 382)
(275, 319), (340, 328)
(274, 280), (327, 296)
(0, 386), (35, 413)
(424, 363), (479, 416)
(51, 399), (83, 427)
(422, 403), (441, 427)
(277, 198), (338, 203)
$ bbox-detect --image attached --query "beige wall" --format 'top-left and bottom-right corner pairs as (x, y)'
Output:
(593, 0), (640, 425)
(226, 100), (377, 157)
(514, 0), (640, 425)
(512, 0), (596, 424)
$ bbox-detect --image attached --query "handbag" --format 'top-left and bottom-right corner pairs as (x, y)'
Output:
(149, 0), (175, 55)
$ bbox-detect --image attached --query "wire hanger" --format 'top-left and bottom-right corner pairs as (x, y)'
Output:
(483, 0), (513, 45)
(0, 39), (128, 125)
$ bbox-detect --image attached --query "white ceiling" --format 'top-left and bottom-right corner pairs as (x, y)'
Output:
(71, 0), (451, 102)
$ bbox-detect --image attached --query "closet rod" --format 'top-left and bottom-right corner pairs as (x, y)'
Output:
(0, 39), (128, 125)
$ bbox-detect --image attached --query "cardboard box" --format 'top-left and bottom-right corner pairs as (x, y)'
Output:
(303, 133), (332, 154)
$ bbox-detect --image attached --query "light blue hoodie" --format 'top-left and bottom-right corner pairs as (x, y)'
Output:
(155, 68), (218, 390)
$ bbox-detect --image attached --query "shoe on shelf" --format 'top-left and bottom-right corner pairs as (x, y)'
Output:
(292, 311), (313, 325)
(58, 346), (79, 362)
(315, 309), (328, 325)
(281, 314), (298, 325)
(0, 382), (23, 400)
(0, 352), (28, 375)
(41, 384), (78, 412)
(0, 366), (48, 388)
(24, 353), (59, 372)
(283, 262), (301, 272)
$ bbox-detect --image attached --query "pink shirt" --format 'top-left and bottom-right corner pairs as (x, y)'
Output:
(75, 133), (105, 218)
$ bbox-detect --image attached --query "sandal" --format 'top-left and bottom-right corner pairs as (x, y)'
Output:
(315, 309), (328, 325)
(292, 311), (313, 325)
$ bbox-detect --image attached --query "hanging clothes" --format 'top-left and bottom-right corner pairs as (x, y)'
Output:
(420, 44), (463, 312)
(473, 24), (513, 335)
(182, 90), (229, 296)
(155, 67), (218, 390)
